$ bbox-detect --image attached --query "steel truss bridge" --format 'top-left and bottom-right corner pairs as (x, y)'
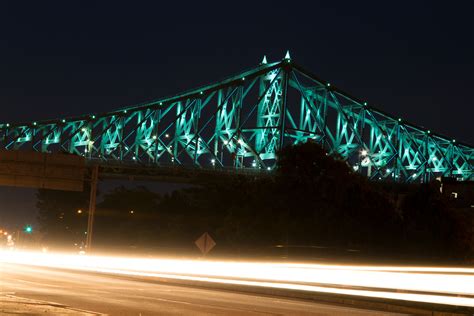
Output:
(0, 53), (472, 182)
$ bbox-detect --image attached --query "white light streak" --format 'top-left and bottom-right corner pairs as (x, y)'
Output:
(1, 250), (474, 307)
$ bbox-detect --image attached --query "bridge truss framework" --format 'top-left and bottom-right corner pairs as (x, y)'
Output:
(1, 54), (472, 182)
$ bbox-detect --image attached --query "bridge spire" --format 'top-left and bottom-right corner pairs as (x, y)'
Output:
(261, 55), (268, 65)
(284, 50), (291, 60)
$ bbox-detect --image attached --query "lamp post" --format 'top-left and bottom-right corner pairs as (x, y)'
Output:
(86, 165), (99, 252)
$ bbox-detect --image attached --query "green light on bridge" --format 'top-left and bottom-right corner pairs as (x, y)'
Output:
(0, 55), (471, 183)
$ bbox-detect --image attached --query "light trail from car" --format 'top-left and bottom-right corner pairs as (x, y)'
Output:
(1, 250), (473, 307)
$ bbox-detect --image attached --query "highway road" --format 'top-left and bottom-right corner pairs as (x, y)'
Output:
(0, 262), (406, 315)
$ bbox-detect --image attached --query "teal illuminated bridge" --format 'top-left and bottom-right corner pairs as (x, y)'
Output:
(0, 53), (472, 182)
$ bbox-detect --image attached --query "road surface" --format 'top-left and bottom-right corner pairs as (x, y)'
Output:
(0, 263), (406, 315)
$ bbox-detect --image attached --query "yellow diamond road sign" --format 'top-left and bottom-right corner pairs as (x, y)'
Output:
(195, 232), (216, 255)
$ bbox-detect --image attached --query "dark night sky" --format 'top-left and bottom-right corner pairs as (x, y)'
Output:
(0, 1), (473, 229)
